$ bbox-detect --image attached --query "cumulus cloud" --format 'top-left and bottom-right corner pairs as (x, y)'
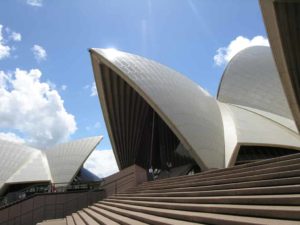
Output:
(0, 25), (22, 60)
(0, 25), (11, 60)
(0, 68), (77, 148)
(32, 44), (47, 62)
(10, 32), (22, 42)
(90, 82), (97, 96)
(214, 35), (269, 66)
(84, 149), (119, 178)
(0, 132), (25, 144)
(26, 0), (43, 7)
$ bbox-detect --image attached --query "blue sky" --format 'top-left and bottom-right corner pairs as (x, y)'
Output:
(0, 0), (269, 176)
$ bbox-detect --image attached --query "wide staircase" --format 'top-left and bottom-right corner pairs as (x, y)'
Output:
(40, 153), (300, 225)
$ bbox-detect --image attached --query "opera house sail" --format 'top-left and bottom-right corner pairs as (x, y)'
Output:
(90, 46), (300, 175)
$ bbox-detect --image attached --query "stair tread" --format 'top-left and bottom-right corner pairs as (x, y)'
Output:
(38, 219), (67, 225)
(105, 199), (300, 220)
(130, 170), (300, 192)
(78, 210), (100, 225)
(89, 205), (148, 225)
(110, 194), (300, 205)
(39, 154), (300, 224)
(118, 184), (300, 197)
(72, 213), (86, 225)
(83, 208), (120, 225)
(66, 216), (75, 225)
(94, 203), (202, 225)
(135, 162), (300, 190)
(100, 201), (300, 225)
(133, 176), (300, 193)
(106, 199), (300, 211)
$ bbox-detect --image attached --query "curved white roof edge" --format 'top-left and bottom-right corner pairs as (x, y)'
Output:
(233, 104), (298, 134)
(90, 48), (225, 170)
(218, 102), (300, 167)
(217, 46), (295, 124)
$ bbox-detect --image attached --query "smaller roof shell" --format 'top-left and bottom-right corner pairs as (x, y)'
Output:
(0, 136), (102, 194)
(217, 46), (294, 122)
(45, 136), (102, 184)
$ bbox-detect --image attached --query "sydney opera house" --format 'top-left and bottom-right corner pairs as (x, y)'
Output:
(1, 0), (300, 224)
(90, 45), (300, 174)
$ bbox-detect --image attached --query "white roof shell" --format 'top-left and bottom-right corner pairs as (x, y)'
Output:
(45, 136), (102, 184)
(90, 48), (225, 170)
(217, 46), (296, 131)
(0, 136), (102, 194)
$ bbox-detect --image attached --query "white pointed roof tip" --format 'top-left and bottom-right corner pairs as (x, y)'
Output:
(90, 48), (126, 62)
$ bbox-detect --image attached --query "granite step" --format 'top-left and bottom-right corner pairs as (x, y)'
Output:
(109, 194), (300, 205)
(98, 201), (300, 225)
(104, 198), (300, 220)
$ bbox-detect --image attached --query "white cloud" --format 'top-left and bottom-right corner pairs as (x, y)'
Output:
(0, 24), (22, 60)
(32, 44), (47, 62)
(26, 0), (43, 7)
(0, 132), (25, 144)
(0, 25), (11, 60)
(84, 149), (119, 178)
(214, 35), (269, 66)
(90, 82), (97, 96)
(61, 85), (67, 91)
(10, 32), (22, 42)
(0, 68), (77, 148)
